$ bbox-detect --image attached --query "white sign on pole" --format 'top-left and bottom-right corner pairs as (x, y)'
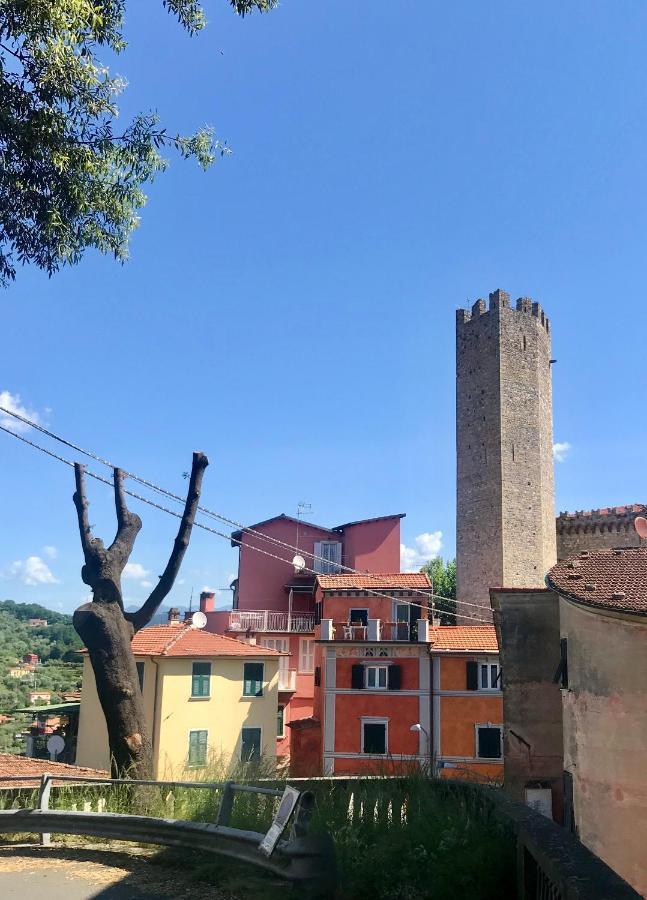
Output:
(258, 786), (301, 858)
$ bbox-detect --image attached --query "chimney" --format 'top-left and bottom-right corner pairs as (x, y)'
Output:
(167, 607), (181, 623)
(199, 591), (215, 613)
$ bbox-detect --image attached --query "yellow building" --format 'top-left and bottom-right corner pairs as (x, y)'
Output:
(76, 622), (283, 777)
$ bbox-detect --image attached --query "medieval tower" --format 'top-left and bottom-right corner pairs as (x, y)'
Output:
(456, 289), (557, 622)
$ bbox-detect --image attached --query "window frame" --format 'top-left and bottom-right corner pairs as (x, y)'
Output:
(478, 658), (502, 691)
(361, 717), (389, 755)
(365, 665), (389, 690)
(475, 723), (503, 760)
(299, 638), (315, 674)
(242, 661), (265, 698)
(187, 729), (208, 767)
(277, 704), (285, 740)
(191, 661), (212, 698)
(313, 540), (343, 574)
(240, 725), (263, 762)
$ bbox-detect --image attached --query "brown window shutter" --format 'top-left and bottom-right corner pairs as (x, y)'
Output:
(351, 664), (364, 689)
(314, 666), (321, 687)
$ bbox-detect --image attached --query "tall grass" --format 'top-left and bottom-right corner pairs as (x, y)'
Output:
(0, 765), (517, 899)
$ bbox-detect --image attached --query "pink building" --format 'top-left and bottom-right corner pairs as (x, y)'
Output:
(202, 512), (404, 760)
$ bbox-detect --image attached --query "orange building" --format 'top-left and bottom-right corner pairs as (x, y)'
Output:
(430, 626), (503, 782)
(289, 573), (503, 780)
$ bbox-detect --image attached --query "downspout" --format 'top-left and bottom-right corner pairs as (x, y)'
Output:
(429, 651), (435, 776)
(150, 657), (161, 776)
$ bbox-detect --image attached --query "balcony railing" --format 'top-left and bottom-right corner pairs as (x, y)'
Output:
(278, 669), (297, 692)
(320, 618), (430, 643)
(227, 610), (315, 633)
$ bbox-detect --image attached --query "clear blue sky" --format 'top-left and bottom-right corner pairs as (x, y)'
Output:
(2, 1), (646, 614)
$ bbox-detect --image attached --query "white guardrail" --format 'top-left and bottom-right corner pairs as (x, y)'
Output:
(0, 774), (336, 891)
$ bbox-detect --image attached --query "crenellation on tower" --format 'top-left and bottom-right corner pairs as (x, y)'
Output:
(489, 288), (510, 310)
(456, 288), (557, 622)
(472, 298), (487, 317)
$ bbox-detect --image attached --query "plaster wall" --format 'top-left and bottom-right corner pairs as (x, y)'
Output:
(561, 599), (647, 896)
(490, 589), (564, 817)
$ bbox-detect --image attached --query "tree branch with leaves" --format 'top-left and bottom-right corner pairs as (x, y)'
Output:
(0, 0), (277, 285)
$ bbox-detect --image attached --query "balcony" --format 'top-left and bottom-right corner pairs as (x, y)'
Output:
(278, 669), (297, 692)
(320, 618), (430, 643)
(227, 610), (315, 633)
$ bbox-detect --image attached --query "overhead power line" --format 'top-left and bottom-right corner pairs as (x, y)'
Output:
(0, 412), (492, 623)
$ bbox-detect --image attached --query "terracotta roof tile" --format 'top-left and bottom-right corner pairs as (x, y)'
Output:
(429, 626), (499, 652)
(316, 573), (431, 591)
(0, 752), (107, 788)
(546, 547), (647, 616)
(131, 623), (283, 657)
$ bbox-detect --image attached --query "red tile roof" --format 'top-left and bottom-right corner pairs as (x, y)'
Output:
(316, 573), (431, 591)
(0, 752), (107, 788)
(557, 504), (646, 519)
(131, 623), (283, 657)
(546, 547), (647, 616)
(429, 626), (499, 652)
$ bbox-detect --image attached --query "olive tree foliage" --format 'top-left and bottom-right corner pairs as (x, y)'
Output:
(0, 0), (277, 285)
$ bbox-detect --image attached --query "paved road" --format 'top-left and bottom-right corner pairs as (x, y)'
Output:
(0, 847), (230, 899)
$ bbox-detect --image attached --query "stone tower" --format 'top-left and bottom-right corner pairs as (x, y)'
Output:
(456, 289), (556, 622)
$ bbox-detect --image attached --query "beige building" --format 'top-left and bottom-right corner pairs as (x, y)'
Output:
(493, 543), (647, 897)
(76, 622), (283, 777)
(456, 290), (556, 622)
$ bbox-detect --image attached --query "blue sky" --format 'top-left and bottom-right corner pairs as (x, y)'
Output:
(2, 1), (646, 614)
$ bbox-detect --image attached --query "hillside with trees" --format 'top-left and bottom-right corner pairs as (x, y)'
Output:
(0, 600), (83, 750)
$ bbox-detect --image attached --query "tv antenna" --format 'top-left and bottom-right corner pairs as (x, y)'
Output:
(295, 501), (312, 554)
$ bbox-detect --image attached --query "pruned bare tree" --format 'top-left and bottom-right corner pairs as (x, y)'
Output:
(72, 452), (208, 777)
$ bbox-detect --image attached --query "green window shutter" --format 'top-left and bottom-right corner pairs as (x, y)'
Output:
(277, 705), (284, 738)
(388, 665), (402, 690)
(243, 662), (264, 697)
(192, 662), (211, 697)
(241, 727), (262, 761)
(351, 665), (364, 689)
(189, 729), (208, 766)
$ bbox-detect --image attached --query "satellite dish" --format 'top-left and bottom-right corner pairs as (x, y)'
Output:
(635, 517), (647, 539)
(47, 735), (65, 759)
(191, 611), (207, 629)
(292, 554), (306, 574)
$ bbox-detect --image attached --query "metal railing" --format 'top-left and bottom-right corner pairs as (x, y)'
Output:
(0, 774), (335, 889)
(227, 611), (315, 633)
(326, 620), (413, 641)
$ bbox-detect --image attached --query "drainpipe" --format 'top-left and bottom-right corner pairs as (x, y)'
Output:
(429, 653), (436, 777)
(150, 657), (161, 773)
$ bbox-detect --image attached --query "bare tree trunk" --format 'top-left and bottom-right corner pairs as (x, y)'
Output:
(72, 453), (208, 778)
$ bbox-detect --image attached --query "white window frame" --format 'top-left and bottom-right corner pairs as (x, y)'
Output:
(277, 704), (286, 740)
(313, 540), (342, 574)
(361, 717), (389, 755)
(299, 638), (315, 673)
(474, 723), (503, 760)
(260, 638), (290, 682)
(365, 665), (389, 690)
(240, 725), (263, 762)
(477, 658), (502, 691)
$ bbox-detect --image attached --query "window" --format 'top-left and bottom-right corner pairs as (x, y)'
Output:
(243, 662), (264, 697)
(466, 659), (501, 691)
(476, 725), (502, 760)
(277, 705), (285, 739)
(191, 662), (211, 698)
(553, 638), (569, 689)
(348, 609), (368, 626)
(299, 638), (314, 673)
(261, 638), (290, 686)
(365, 666), (388, 689)
(313, 541), (342, 574)
(480, 661), (501, 691)
(362, 720), (387, 755)
(188, 729), (208, 767)
(241, 726), (262, 761)
(135, 661), (145, 693)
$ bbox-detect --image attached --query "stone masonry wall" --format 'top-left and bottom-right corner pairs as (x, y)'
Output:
(456, 290), (557, 622)
(556, 505), (647, 559)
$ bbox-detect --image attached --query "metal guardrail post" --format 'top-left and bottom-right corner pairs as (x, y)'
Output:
(216, 781), (235, 826)
(37, 773), (52, 846)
